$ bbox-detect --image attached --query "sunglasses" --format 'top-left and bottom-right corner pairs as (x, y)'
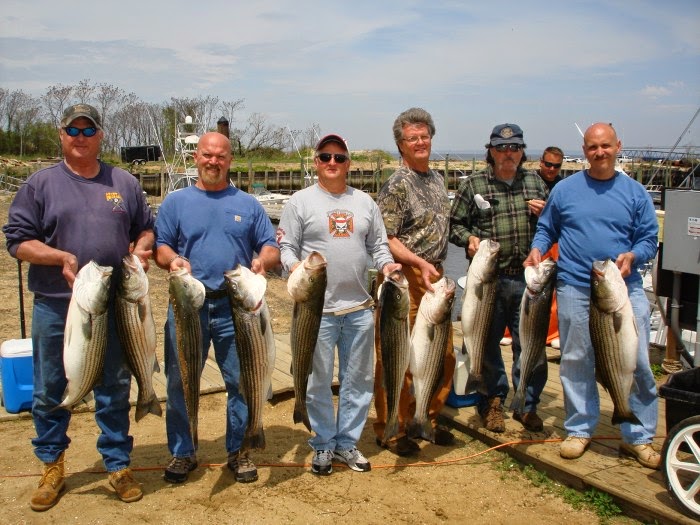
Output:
(64, 126), (98, 137)
(542, 161), (562, 169)
(493, 144), (522, 152)
(316, 152), (349, 163)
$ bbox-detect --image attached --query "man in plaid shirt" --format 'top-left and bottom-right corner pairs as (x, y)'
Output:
(449, 123), (548, 433)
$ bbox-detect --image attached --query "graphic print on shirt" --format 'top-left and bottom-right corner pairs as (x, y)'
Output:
(106, 192), (126, 213)
(328, 210), (354, 238)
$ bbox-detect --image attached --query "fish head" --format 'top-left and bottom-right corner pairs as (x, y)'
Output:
(524, 259), (557, 294)
(287, 251), (328, 302)
(118, 254), (149, 302)
(378, 271), (410, 319)
(469, 239), (500, 282)
(73, 260), (113, 314)
(419, 277), (456, 324)
(224, 264), (267, 312)
(169, 267), (206, 311)
(590, 259), (628, 312)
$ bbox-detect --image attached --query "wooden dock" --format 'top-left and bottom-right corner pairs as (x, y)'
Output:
(0, 325), (694, 524)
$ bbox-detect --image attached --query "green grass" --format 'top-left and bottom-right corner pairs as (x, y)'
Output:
(494, 457), (626, 524)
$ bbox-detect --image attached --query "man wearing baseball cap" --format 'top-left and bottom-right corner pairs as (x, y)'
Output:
(3, 103), (154, 509)
(278, 133), (400, 475)
(449, 123), (549, 434)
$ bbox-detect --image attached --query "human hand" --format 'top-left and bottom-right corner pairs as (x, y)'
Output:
(615, 252), (635, 278)
(523, 248), (542, 268)
(527, 199), (546, 217)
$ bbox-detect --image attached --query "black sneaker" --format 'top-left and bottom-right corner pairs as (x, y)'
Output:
(311, 449), (333, 476)
(164, 455), (197, 483)
(227, 450), (258, 483)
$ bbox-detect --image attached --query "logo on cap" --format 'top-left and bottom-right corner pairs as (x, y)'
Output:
(500, 127), (514, 139)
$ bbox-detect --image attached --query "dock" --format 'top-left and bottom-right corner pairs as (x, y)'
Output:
(1, 324), (694, 524)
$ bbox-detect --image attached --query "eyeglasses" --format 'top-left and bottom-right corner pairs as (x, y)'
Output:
(492, 144), (522, 152)
(316, 152), (349, 163)
(541, 161), (562, 169)
(64, 126), (98, 137)
(402, 135), (431, 144)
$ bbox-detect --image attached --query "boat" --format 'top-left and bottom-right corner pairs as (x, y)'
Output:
(250, 183), (290, 205)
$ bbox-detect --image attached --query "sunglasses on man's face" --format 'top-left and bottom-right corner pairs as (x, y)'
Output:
(493, 144), (522, 152)
(64, 126), (98, 137)
(542, 161), (562, 169)
(316, 152), (349, 163)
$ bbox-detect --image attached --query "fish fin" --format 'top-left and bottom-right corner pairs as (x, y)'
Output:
(509, 391), (525, 414)
(383, 421), (399, 444)
(612, 312), (623, 334)
(475, 282), (484, 301)
(293, 402), (311, 432)
(244, 429), (266, 451)
(153, 358), (161, 374)
(465, 374), (488, 396)
(135, 395), (163, 422)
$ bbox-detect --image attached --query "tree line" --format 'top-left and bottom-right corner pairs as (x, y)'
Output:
(0, 79), (322, 160)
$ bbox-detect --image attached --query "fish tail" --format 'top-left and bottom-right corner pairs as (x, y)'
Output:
(465, 374), (487, 396)
(611, 409), (641, 426)
(135, 395), (163, 422)
(293, 402), (311, 432)
(244, 430), (267, 451)
(509, 391), (525, 414)
(383, 419), (399, 444)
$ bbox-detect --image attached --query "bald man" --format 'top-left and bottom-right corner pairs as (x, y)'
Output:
(525, 123), (660, 469)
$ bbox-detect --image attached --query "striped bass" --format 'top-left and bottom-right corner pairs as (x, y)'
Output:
(224, 265), (276, 451)
(510, 259), (556, 415)
(60, 260), (112, 408)
(288, 251), (327, 431)
(407, 277), (455, 442)
(378, 270), (411, 444)
(116, 254), (161, 422)
(460, 239), (500, 395)
(169, 268), (206, 447)
(589, 259), (640, 425)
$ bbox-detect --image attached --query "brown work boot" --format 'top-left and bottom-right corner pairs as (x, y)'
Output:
(619, 442), (661, 470)
(560, 436), (591, 459)
(30, 452), (66, 512)
(513, 411), (544, 432)
(109, 468), (143, 502)
(482, 397), (505, 433)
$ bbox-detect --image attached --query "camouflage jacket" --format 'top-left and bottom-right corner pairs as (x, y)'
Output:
(376, 165), (450, 265)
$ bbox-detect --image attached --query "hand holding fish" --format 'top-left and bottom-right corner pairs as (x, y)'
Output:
(62, 253), (79, 288)
(381, 262), (402, 277)
(466, 235), (481, 258)
(614, 251), (635, 278)
(523, 248), (542, 269)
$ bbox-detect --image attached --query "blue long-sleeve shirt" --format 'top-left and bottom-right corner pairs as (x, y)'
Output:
(531, 170), (658, 287)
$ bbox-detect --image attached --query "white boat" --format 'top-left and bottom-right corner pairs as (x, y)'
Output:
(250, 183), (290, 205)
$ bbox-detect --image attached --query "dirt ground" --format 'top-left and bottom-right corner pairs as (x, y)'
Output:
(0, 194), (621, 524)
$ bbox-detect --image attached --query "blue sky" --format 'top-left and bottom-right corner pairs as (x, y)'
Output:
(1, 0), (699, 154)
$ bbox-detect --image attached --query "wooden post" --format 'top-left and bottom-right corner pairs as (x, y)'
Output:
(247, 160), (253, 193)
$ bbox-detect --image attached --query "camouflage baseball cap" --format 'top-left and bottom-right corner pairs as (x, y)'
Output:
(60, 104), (102, 129)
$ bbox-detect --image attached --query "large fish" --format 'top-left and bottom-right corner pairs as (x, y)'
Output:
(115, 254), (161, 422)
(378, 270), (411, 444)
(168, 268), (206, 446)
(60, 260), (112, 408)
(407, 277), (456, 442)
(288, 251), (327, 431)
(460, 239), (500, 395)
(589, 259), (641, 425)
(510, 259), (557, 415)
(224, 264), (276, 451)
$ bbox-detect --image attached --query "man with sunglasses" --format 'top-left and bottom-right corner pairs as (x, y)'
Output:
(449, 123), (548, 434)
(373, 107), (455, 456)
(278, 134), (399, 475)
(538, 146), (565, 191)
(3, 103), (155, 510)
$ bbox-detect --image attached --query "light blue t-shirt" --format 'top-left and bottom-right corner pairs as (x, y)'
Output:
(155, 185), (277, 291)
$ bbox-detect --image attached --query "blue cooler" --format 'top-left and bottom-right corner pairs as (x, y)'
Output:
(1, 339), (34, 413)
(446, 346), (482, 408)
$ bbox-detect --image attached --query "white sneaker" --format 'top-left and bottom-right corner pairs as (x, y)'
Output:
(551, 338), (560, 349)
(311, 449), (333, 476)
(334, 447), (371, 472)
(499, 337), (512, 346)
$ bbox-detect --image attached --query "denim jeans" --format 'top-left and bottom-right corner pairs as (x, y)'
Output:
(164, 295), (247, 457)
(478, 273), (547, 415)
(557, 281), (658, 443)
(31, 296), (134, 472)
(307, 308), (374, 452)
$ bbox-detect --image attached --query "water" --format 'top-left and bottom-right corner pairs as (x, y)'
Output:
(443, 242), (469, 320)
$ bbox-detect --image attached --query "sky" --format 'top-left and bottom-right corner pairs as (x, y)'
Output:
(1, 0), (699, 155)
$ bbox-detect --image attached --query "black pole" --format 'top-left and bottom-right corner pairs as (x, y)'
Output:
(17, 259), (26, 339)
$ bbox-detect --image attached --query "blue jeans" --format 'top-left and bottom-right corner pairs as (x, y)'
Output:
(307, 308), (375, 452)
(557, 281), (658, 443)
(478, 273), (547, 415)
(164, 295), (247, 457)
(31, 296), (134, 472)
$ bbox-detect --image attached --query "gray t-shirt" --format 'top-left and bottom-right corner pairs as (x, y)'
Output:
(278, 184), (394, 313)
